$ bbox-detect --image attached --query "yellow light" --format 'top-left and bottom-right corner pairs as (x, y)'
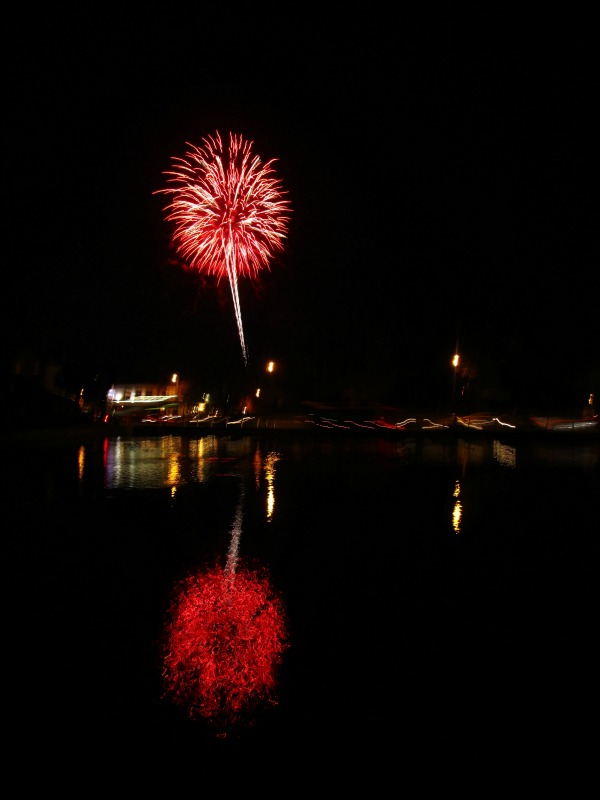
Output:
(171, 373), (178, 384)
(264, 451), (281, 521)
(452, 354), (459, 368)
(267, 361), (275, 373)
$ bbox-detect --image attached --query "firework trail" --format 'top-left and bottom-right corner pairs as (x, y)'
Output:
(156, 131), (292, 366)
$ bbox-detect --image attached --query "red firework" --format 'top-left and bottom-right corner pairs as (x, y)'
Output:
(155, 131), (292, 365)
(161, 563), (289, 728)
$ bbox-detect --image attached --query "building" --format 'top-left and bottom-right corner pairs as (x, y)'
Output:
(106, 375), (186, 422)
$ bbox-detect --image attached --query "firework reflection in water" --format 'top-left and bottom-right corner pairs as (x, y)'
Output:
(161, 481), (289, 730)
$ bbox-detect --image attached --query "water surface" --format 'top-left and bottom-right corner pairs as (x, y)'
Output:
(5, 430), (597, 779)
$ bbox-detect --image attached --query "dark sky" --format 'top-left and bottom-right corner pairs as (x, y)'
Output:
(4, 9), (598, 412)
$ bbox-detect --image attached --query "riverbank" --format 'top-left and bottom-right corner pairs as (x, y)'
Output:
(4, 409), (598, 446)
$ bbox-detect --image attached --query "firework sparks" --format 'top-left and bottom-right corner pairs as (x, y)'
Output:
(156, 131), (292, 365)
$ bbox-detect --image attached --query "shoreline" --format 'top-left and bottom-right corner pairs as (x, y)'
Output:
(5, 410), (599, 446)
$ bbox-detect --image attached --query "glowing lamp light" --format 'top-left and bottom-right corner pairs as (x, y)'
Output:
(451, 353), (460, 416)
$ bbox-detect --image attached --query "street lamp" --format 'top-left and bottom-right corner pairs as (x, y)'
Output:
(171, 373), (179, 414)
(264, 361), (276, 411)
(452, 353), (460, 419)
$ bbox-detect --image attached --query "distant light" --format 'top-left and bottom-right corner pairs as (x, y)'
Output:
(452, 354), (460, 368)
(267, 361), (275, 373)
(172, 373), (178, 384)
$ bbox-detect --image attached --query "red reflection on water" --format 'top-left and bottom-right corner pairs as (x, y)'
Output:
(162, 562), (288, 729)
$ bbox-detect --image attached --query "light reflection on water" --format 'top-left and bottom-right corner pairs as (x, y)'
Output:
(104, 434), (228, 489)
(79, 432), (598, 550)
(91, 431), (597, 490)
(452, 479), (462, 533)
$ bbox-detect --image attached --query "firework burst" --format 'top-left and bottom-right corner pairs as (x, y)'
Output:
(156, 131), (292, 365)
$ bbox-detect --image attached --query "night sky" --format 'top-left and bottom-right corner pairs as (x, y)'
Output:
(4, 10), (597, 414)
